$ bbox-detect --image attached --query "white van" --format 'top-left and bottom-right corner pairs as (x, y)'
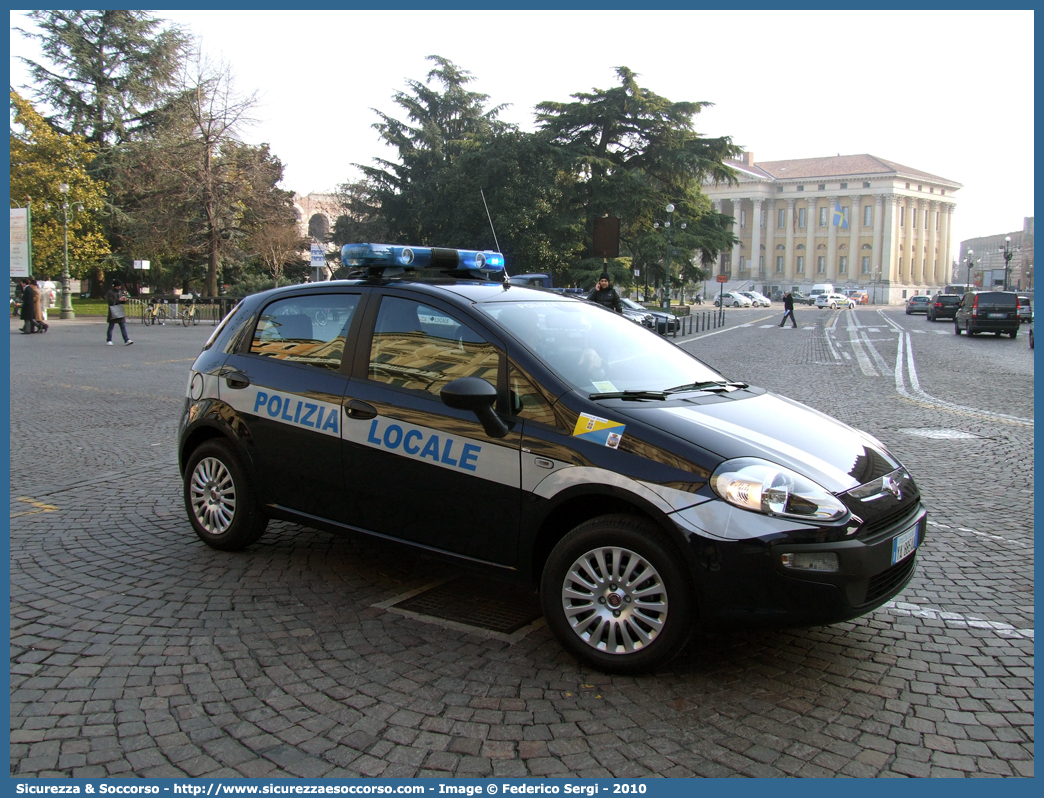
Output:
(809, 283), (835, 302)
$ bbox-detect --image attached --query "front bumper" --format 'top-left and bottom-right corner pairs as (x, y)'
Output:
(673, 501), (927, 627)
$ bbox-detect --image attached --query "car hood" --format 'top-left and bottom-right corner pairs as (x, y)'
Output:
(620, 391), (899, 493)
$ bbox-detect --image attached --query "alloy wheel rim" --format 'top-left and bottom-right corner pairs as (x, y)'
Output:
(189, 457), (237, 536)
(560, 546), (668, 654)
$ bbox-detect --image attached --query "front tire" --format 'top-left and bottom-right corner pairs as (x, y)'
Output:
(541, 515), (693, 674)
(183, 440), (267, 551)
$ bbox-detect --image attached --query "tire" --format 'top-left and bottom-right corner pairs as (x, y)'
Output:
(182, 312), (190, 327)
(183, 440), (267, 551)
(830, 303), (837, 310)
(954, 321), (961, 335)
(1009, 330), (1018, 339)
(540, 514), (693, 674)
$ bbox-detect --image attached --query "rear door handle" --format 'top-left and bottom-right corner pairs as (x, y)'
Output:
(344, 399), (377, 420)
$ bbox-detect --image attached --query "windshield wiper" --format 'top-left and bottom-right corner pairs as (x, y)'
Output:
(665, 380), (749, 394)
(588, 389), (667, 401)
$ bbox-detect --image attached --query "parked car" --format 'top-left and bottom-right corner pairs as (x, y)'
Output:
(619, 297), (679, 334)
(926, 294), (961, 322)
(791, 290), (815, 305)
(1016, 295), (1032, 323)
(905, 295), (931, 315)
(178, 241), (928, 674)
(815, 293), (855, 310)
(738, 291), (771, 307)
(617, 297), (655, 329)
(714, 292), (752, 308)
(845, 290), (870, 305)
(953, 290), (1020, 338)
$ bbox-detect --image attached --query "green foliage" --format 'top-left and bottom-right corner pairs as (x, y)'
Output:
(9, 91), (110, 279)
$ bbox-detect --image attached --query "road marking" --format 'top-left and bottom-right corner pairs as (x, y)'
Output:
(883, 600), (1033, 640)
(11, 496), (58, 518)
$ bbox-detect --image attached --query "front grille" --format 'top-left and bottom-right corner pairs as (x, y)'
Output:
(863, 555), (916, 605)
(857, 502), (921, 542)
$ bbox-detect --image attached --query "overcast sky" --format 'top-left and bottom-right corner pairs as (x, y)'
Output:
(10, 9), (1035, 253)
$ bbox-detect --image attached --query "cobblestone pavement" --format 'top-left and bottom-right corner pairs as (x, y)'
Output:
(9, 308), (1033, 778)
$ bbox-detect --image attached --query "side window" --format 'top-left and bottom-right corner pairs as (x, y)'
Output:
(369, 297), (500, 396)
(250, 294), (360, 370)
(508, 364), (556, 426)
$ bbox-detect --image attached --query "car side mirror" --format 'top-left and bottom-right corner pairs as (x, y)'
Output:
(441, 377), (510, 439)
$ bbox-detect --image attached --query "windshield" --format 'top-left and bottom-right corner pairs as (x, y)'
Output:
(478, 300), (724, 393)
(620, 297), (645, 311)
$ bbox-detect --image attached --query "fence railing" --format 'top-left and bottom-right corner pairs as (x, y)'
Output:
(127, 295), (238, 326)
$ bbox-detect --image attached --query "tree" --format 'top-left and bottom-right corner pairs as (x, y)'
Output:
(536, 67), (738, 294)
(9, 91), (109, 279)
(16, 10), (188, 148)
(359, 55), (509, 245)
(329, 180), (390, 247)
(16, 10), (189, 293)
(249, 220), (306, 288)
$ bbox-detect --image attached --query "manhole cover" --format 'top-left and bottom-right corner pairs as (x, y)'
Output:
(898, 428), (981, 439)
(389, 578), (543, 634)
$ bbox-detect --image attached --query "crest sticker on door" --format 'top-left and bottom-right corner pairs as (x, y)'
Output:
(572, 413), (625, 449)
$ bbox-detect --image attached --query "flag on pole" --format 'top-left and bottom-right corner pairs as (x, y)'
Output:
(833, 201), (849, 230)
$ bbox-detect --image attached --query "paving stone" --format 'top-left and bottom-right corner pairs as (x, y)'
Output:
(8, 315), (1033, 779)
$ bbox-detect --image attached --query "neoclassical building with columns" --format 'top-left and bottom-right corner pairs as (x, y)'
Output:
(702, 153), (962, 303)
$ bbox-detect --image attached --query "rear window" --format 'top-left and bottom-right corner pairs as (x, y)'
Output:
(976, 292), (1017, 307)
(938, 296), (960, 305)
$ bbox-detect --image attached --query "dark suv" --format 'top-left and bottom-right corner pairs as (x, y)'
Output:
(926, 294), (960, 322)
(954, 291), (1020, 338)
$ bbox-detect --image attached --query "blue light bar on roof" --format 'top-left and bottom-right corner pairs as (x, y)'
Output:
(341, 243), (504, 273)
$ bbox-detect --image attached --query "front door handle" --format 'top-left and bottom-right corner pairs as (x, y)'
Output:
(344, 399), (377, 420)
(223, 371), (250, 389)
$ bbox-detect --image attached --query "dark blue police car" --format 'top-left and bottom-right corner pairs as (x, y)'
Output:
(179, 243), (926, 673)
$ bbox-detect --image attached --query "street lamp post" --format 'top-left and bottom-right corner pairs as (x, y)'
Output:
(999, 236), (1019, 292)
(965, 249), (975, 292)
(653, 203), (686, 310)
(57, 183), (78, 320)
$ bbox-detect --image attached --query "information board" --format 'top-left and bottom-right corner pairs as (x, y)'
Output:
(10, 208), (31, 277)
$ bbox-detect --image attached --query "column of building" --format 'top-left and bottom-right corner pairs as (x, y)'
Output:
(804, 199), (816, 279)
(927, 200), (940, 287)
(785, 199), (796, 282)
(764, 199), (776, 282)
(873, 194), (885, 283)
(826, 195), (838, 283)
(731, 198), (742, 275)
(940, 203), (955, 283)
(711, 200), (724, 275)
(750, 199), (762, 279)
(847, 195), (860, 282)
(882, 195), (898, 285)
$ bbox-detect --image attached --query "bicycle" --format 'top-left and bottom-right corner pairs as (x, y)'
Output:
(180, 298), (200, 326)
(143, 301), (172, 325)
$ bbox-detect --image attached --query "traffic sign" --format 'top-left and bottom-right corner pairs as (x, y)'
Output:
(716, 274), (728, 283)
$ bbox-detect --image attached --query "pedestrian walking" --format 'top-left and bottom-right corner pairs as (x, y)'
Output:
(29, 278), (49, 333)
(105, 279), (133, 346)
(17, 279), (32, 333)
(586, 272), (623, 313)
(779, 291), (798, 328)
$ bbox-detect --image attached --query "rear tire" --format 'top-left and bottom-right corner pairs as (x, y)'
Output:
(541, 515), (693, 674)
(183, 440), (267, 551)
(1009, 330), (1018, 339)
(954, 321), (961, 335)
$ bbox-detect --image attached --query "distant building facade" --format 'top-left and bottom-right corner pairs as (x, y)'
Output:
(293, 192), (340, 241)
(702, 153), (962, 303)
(957, 217), (1034, 292)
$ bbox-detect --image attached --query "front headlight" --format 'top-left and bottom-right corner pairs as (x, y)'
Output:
(710, 458), (847, 521)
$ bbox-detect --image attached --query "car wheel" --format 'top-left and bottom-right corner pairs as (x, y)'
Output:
(541, 514), (693, 674)
(183, 440), (267, 551)
(830, 303), (837, 309)
(1009, 330), (1018, 339)
(1030, 329), (1034, 349)
(954, 321), (961, 335)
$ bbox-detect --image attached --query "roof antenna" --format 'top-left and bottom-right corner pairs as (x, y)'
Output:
(480, 189), (502, 254)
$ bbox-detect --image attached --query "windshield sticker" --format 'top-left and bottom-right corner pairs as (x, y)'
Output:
(590, 381), (617, 393)
(572, 413), (625, 449)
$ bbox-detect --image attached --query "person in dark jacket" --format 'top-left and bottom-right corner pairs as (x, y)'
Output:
(29, 278), (48, 332)
(105, 279), (133, 345)
(779, 291), (798, 328)
(18, 279), (34, 333)
(586, 272), (623, 313)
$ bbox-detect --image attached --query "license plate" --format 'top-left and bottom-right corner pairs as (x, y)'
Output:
(892, 526), (918, 564)
(988, 313), (1007, 318)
